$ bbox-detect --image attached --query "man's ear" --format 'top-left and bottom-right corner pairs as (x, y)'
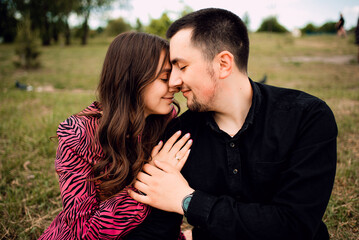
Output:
(217, 51), (234, 79)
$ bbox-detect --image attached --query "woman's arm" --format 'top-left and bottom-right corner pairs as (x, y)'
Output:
(40, 117), (149, 239)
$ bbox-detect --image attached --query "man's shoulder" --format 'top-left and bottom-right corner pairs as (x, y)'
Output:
(164, 110), (204, 137)
(257, 82), (328, 111)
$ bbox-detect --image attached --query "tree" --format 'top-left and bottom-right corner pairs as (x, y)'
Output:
(105, 17), (131, 36)
(0, 0), (18, 43)
(13, 15), (41, 69)
(257, 16), (288, 33)
(180, 5), (193, 17)
(318, 22), (336, 34)
(134, 18), (144, 32)
(242, 11), (250, 30)
(300, 21), (337, 35)
(77, 0), (130, 45)
(56, 0), (81, 45)
(146, 13), (172, 38)
(301, 23), (317, 34)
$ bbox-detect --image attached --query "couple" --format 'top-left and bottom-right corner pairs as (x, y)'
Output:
(40, 8), (337, 240)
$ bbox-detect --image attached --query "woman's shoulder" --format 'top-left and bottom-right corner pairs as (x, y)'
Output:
(56, 102), (104, 162)
(57, 102), (101, 141)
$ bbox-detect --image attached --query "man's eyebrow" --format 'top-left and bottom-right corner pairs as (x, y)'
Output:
(170, 57), (185, 65)
(171, 58), (178, 65)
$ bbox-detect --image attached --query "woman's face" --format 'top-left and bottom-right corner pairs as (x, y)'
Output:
(143, 51), (177, 117)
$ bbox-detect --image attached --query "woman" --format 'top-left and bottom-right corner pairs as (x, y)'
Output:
(39, 32), (192, 239)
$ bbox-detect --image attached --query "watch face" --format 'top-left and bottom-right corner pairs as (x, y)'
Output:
(183, 195), (193, 211)
(184, 197), (191, 206)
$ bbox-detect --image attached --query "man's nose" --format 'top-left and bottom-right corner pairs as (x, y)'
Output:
(169, 70), (183, 89)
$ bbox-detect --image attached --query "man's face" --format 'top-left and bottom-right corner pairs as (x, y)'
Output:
(169, 28), (217, 112)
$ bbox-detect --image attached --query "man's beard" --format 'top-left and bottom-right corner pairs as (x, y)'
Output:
(188, 94), (210, 112)
(187, 65), (216, 112)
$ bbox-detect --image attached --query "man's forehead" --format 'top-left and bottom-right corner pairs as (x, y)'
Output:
(169, 28), (193, 47)
(169, 29), (195, 62)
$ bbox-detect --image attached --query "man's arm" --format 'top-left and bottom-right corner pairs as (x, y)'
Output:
(130, 102), (337, 240)
(123, 207), (184, 240)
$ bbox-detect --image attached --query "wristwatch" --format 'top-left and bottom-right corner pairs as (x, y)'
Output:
(182, 192), (194, 217)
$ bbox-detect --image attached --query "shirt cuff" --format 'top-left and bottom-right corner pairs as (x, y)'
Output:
(186, 190), (217, 227)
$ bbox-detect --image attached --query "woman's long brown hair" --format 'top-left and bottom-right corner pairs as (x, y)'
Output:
(90, 32), (178, 200)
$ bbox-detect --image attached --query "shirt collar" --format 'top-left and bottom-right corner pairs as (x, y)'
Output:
(205, 78), (262, 136)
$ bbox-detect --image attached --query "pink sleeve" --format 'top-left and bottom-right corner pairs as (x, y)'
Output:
(40, 117), (149, 239)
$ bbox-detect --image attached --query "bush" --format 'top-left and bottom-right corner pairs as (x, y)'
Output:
(146, 13), (172, 38)
(301, 21), (337, 35)
(105, 18), (132, 36)
(257, 16), (288, 33)
(301, 23), (317, 34)
(318, 22), (336, 34)
(13, 15), (41, 69)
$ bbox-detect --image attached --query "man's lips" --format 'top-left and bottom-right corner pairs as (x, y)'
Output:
(181, 89), (191, 97)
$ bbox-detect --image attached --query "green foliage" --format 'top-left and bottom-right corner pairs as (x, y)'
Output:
(301, 21), (337, 35)
(13, 15), (41, 69)
(146, 13), (172, 38)
(180, 5), (193, 17)
(134, 18), (144, 32)
(242, 11), (250, 30)
(0, 0), (18, 43)
(105, 17), (132, 36)
(257, 16), (288, 33)
(301, 23), (317, 34)
(318, 21), (336, 34)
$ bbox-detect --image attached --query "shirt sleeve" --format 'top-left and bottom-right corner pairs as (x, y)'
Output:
(186, 101), (337, 240)
(40, 117), (150, 239)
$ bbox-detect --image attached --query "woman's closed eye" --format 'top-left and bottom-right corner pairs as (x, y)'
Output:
(160, 73), (170, 82)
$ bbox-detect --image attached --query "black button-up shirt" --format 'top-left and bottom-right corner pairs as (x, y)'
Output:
(124, 79), (337, 240)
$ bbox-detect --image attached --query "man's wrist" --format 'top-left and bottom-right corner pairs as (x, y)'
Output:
(182, 190), (195, 217)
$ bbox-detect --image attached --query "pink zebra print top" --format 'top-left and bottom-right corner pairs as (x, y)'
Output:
(39, 102), (151, 239)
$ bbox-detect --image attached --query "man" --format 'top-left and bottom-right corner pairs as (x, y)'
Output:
(127, 8), (337, 240)
(336, 13), (346, 37)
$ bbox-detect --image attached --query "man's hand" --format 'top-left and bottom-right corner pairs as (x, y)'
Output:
(128, 160), (194, 215)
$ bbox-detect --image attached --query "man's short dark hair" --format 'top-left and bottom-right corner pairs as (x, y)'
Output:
(166, 8), (249, 73)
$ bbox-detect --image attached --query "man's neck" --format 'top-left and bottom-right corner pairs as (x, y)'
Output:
(212, 75), (253, 136)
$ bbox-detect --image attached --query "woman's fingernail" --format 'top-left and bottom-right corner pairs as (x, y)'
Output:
(177, 130), (181, 135)
(185, 133), (190, 138)
(158, 140), (162, 145)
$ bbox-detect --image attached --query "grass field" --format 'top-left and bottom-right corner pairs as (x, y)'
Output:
(0, 33), (358, 239)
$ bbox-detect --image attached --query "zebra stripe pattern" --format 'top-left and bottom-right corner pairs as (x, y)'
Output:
(39, 103), (150, 239)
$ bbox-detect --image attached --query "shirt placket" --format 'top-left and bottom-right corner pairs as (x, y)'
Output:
(226, 138), (242, 195)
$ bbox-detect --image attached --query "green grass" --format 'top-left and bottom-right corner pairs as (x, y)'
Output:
(1, 33), (358, 239)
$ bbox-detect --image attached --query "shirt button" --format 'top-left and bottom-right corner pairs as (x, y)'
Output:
(229, 142), (235, 148)
(233, 169), (238, 174)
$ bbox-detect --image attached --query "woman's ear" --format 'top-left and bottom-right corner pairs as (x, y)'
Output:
(217, 51), (234, 79)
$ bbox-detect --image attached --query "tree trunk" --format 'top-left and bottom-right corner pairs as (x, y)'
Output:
(81, 10), (90, 45)
(53, 23), (59, 44)
(64, 18), (71, 46)
(41, 18), (51, 46)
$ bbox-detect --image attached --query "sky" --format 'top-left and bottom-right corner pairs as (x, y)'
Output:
(78, 0), (359, 31)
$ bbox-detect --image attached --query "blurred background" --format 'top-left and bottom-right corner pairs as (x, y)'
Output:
(0, 0), (358, 239)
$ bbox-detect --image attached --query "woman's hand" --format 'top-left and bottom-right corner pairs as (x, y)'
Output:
(150, 131), (192, 171)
